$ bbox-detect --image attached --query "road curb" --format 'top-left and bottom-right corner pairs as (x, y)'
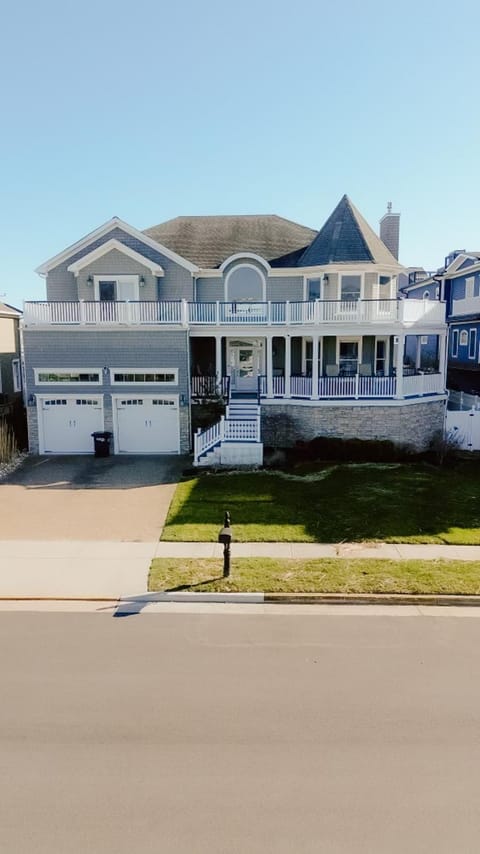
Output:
(1, 593), (480, 607)
(264, 593), (480, 606)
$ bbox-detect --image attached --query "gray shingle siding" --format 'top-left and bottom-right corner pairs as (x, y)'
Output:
(24, 328), (191, 453)
(46, 227), (194, 302)
(195, 274), (304, 303)
(77, 249), (159, 301)
(24, 328), (189, 393)
(267, 276), (304, 302)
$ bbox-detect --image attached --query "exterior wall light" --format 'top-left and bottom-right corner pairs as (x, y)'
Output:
(323, 274), (329, 285)
(87, 275), (94, 287)
(139, 276), (146, 287)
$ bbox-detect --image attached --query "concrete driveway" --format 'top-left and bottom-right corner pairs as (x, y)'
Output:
(0, 455), (189, 542)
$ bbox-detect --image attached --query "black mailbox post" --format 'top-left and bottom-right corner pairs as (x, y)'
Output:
(218, 511), (233, 578)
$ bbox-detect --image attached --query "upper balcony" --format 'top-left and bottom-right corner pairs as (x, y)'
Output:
(23, 298), (446, 329)
(451, 296), (480, 317)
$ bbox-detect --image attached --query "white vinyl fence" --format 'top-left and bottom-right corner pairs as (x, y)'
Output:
(446, 408), (480, 451)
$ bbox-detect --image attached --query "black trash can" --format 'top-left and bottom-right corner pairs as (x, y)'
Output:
(91, 431), (112, 458)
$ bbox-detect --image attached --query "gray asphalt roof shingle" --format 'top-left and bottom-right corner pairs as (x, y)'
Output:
(143, 215), (317, 269)
(143, 198), (398, 270)
(298, 195), (398, 266)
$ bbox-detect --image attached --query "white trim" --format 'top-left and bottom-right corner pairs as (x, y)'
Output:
(12, 359), (21, 393)
(34, 368), (103, 385)
(219, 253), (271, 273)
(451, 329), (459, 357)
(375, 336), (389, 375)
(67, 239), (165, 277)
(465, 276), (475, 299)
(93, 274), (139, 302)
(224, 263), (266, 302)
(444, 253), (479, 275)
(339, 273), (363, 300)
(36, 217), (198, 276)
(110, 368), (179, 385)
(336, 336), (363, 369)
(468, 328), (477, 360)
(260, 396), (447, 409)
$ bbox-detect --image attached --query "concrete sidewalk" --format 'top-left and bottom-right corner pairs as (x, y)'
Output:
(153, 541), (480, 561)
(0, 541), (158, 598)
(1, 540), (479, 600)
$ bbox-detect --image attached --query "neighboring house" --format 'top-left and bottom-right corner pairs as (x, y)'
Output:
(23, 195), (447, 464)
(0, 302), (22, 417)
(402, 250), (480, 397)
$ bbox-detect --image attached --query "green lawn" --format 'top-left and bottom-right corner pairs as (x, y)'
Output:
(149, 557), (480, 594)
(161, 462), (480, 544)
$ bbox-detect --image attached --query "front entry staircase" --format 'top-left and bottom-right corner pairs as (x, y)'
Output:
(193, 394), (263, 467)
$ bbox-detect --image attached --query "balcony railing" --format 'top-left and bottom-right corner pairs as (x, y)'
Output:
(451, 296), (480, 317)
(23, 298), (446, 328)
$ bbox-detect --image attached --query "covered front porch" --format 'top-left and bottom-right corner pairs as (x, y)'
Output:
(190, 332), (447, 402)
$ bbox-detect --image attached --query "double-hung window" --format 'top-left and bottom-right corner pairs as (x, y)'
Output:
(341, 275), (361, 302)
(469, 329), (477, 360)
(451, 330), (459, 357)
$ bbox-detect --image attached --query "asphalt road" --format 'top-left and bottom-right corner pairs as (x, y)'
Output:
(2, 610), (480, 853)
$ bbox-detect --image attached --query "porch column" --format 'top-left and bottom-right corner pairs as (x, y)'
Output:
(285, 335), (291, 398)
(439, 332), (447, 391)
(215, 335), (222, 381)
(395, 334), (405, 399)
(312, 335), (319, 400)
(415, 336), (422, 370)
(266, 335), (274, 398)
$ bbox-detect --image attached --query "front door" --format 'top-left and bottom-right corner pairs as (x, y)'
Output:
(228, 340), (263, 392)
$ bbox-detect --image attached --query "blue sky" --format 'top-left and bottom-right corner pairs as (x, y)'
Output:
(1, 0), (479, 307)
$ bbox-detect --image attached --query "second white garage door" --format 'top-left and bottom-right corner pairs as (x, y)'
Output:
(114, 396), (180, 454)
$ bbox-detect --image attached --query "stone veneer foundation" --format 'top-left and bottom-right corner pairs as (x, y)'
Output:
(261, 400), (446, 452)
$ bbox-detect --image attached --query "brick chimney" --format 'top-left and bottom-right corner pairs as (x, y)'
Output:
(379, 202), (400, 260)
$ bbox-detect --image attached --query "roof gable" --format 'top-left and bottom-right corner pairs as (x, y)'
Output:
(0, 302), (21, 318)
(67, 239), (165, 276)
(36, 217), (198, 276)
(298, 195), (399, 267)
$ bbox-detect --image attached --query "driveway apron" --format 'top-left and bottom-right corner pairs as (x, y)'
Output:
(0, 456), (188, 597)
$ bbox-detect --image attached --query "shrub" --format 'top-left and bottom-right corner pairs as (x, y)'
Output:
(289, 436), (412, 465)
(0, 419), (17, 463)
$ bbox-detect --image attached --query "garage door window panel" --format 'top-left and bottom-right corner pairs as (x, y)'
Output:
(35, 369), (102, 385)
(111, 369), (178, 385)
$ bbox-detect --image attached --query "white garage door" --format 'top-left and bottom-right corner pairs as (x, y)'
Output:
(115, 396), (180, 453)
(40, 397), (104, 454)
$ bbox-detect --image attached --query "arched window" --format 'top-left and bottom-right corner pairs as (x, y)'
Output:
(225, 265), (265, 302)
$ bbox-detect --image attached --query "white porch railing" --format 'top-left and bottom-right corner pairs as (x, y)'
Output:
(193, 414), (261, 462)
(259, 372), (442, 400)
(403, 372), (444, 397)
(24, 298), (446, 328)
(224, 417), (261, 441)
(190, 376), (229, 398)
